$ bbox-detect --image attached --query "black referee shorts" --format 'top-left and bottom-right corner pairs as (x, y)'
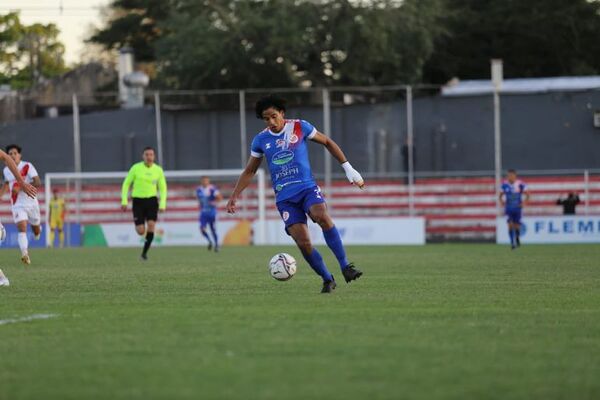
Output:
(132, 197), (159, 226)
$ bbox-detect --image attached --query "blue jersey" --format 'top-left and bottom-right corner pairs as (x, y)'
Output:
(250, 119), (318, 202)
(501, 180), (527, 210)
(196, 184), (220, 216)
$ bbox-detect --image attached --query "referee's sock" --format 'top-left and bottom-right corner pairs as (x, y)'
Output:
(142, 232), (154, 256)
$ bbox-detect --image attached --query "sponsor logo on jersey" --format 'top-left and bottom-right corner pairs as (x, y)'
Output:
(272, 150), (294, 165)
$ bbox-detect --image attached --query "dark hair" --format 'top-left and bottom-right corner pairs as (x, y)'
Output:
(143, 146), (155, 153)
(507, 169), (517, 174)
(6, 144), (21, 154)
(255, 95), (286, 119)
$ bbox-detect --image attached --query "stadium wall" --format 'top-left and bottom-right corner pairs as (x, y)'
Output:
(0, 90), (599, 174)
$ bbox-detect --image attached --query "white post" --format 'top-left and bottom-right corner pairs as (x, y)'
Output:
(154, 91), (164, 165)
(322, 88), (332, 205)
(72, 93), (82, 226)
(406, 86), (415, 217)
(239, 90), (247, 167)
(72, 94), (81, 174)
(44, 174), (52, 247)
(492, 60), (503, 216)
(584, 169), (590, 215)
(256, 169), (267, 245)
(239, 90), (248, 216)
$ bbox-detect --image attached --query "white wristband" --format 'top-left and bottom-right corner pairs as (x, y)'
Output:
(341, 161), (353, 173)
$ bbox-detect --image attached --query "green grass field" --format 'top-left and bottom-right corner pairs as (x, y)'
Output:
(1, 244), (599, 400)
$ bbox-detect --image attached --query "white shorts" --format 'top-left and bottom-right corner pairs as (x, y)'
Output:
(12, 206), (41, 226)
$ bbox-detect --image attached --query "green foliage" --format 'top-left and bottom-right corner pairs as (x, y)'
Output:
(423, 0), (600, 82)
(0, 12), (67, 89)
(91, 0), (600, 88)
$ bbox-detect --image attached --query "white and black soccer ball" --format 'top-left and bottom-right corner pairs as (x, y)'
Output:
(269, 253), (297, 281)
(0, 222), (6, 244)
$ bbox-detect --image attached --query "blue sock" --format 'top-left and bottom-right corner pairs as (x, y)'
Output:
(323, 226), (349, 270)
(210, 223), (219, 247)
(508, 228), (515, 246)
(201, 229), (212, 245)
(301, 248), (333, 282)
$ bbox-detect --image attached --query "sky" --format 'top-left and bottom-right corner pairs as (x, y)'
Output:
(1, 0), (111, 65)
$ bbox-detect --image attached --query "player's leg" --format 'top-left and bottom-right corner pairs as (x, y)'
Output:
(209, 216), (219, 252)
(200, 215), (213, 250)
(306, 192), (362, 283)
(141, 198), (159, 260)
(514, 209), (522, 247)
(16, 219), (30, 264)
(29, 206), (42, 241)
(49, 221), (57, 248)
(132, 198), (148, 259)
(58, 222), (65, 248)
(287, 223), (336, 293)
(507, 216), (516, 249)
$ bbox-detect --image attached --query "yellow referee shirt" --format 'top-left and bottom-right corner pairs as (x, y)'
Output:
(121, 162), (167, 209)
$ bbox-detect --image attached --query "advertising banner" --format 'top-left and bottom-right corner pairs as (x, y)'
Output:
(265, 217), (426, 245)
(496, 216), (600, 244)
(1, 223), (81, 249)
(86, 217), (425, 247)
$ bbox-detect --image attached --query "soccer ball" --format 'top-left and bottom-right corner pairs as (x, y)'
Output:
(269, 253), (297, 281)
(0, 222), (6, 244)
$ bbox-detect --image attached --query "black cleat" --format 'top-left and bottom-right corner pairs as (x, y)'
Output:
(214, 245), (219, 253)
(207, 243), (213, 251)
(342, 263), (363, 283)
(321, 277), (337, 293)
(516, 236), (521, 247)
(140, 253), (148, 261)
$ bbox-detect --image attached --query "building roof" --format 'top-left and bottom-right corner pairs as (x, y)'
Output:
(442, 76), (600, 96)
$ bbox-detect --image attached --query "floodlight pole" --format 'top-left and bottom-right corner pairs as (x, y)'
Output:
(154, 91), (164, 166)
(239, 90), (247, 168)
(492, 60), (503, 216)
(406, 86), (415, 217)
(72, 93), (82, 230)
(323, 88), (332, 206)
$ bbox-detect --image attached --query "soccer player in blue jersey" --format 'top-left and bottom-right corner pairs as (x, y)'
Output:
(226, 95), (364, 293)
(499, 169), (530, 249)
(196, 176), (222, 252)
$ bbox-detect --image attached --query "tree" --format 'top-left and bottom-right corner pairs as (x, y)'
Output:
(153, 0), (443, 89)
(423, 0), (600, 83)
(89, 0), (174, 63)
(0, 12), (67, 89)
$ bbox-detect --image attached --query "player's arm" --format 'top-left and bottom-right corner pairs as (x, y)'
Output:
(120, 166), (135, 211)
(158, 170), (167, 211)
(0, 150), (36, 198)
(31, 175), (41, 188)
(498, 191), (505, 206)
(62, 200), (67, 220)
(227, 156), (262, 214)
(310, 131), (364, 189)
(0, 182), (8, 197)
(522, 189), (530, 207)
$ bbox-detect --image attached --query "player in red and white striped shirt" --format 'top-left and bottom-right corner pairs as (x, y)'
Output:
(2, 144), (42, 265)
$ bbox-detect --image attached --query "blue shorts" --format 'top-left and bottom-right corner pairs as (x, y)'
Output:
(505, 208), (522, 224)
(200, 213), (216, 228)
(276, 186), (326, 231)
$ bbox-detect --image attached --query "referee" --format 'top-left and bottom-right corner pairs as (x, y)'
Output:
(121, 147), (167, 260)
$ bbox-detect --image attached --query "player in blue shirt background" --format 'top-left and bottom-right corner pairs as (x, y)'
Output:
(499, 169), (530, 249)
(196, 176), (223, 252)
(226, 95), (364, 293)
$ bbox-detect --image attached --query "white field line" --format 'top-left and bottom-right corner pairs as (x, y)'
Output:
(0, 313), (59, 326)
